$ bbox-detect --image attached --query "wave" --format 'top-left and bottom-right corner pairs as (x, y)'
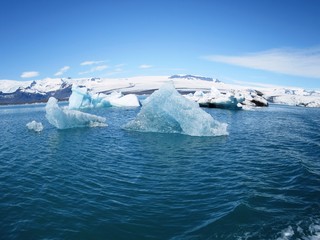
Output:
(173, 203), (271, 239)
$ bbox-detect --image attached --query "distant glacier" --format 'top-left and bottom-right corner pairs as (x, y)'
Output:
(1, 75), (320, 108)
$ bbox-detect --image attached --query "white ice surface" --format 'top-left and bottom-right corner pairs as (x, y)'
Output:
(68, 85), (140, 109)
(124, 82), (228, 137)
(46, 97), (107, 129)
(26, 120), (44, 132)
(68, 85), (89, 109)
(109, 94), (140, 107)
(2, 75), (320, 108)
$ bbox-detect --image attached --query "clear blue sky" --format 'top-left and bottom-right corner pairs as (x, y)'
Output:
(1, 0), (320, 88)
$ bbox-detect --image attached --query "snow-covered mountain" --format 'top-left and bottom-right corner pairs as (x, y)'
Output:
(1, 75), (320, 107)
(0, 75), (220, 105)
(0, 78), (72, 105)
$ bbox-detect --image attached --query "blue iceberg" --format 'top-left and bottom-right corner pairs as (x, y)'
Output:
(124, 83), (228, 136)
(46, 97), (107, 129)
(68, 85), (140, 109)
(68, 85), (92, 109)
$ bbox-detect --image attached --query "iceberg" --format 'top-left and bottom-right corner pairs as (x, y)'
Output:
(185, 87), (268, 110)
(109, 94), (140, 107)
(46, 97), (107, 129)
(124, 83), (228, 137)
(266, 89), (320, 107)
(68, 85), (91, 109)
(186, 87), (244, 110)
(26, 120), (44, 132)
(68, 85), (140, 109)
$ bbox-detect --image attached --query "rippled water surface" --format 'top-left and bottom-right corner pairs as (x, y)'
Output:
(1, 103), (320, 239)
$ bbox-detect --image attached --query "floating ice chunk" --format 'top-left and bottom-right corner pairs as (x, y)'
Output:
(186, 87), (268, 109)
(68, 85), (91, 109)
(109, 94), (140, 107)
(124, 83), (228, 136)
(69, 85), (140, 109)
(191, 87), (244, 109)
(209, 94), (244, 110)
(46, 97), (107, 129)
(26, 120), (44, 132)
(271, 95), (320, 107)
(69, 85), (110, 109)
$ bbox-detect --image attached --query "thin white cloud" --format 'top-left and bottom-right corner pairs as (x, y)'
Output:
(94, 65), (108, 71)
(203, 47), (320, 78)
(54, 66), (70, 76)
(80, 60), (105, 66)
(20, 71), (39, 78)
(79, 65), (109, 75)
(139, 64), (153, 69)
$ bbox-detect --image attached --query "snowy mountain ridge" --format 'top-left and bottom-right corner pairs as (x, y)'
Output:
(0, 75), (320, 107)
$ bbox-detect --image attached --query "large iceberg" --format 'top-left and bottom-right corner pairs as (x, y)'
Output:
(68, 85), (140, 109)
(124, 83), (228, 137)
(46, 97), (107, 129)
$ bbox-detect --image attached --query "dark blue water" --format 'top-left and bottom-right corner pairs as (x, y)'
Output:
(1, 103), (320, 239)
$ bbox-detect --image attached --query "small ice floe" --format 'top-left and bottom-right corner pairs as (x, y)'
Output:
(45, 97), (107, 129)
(26, 120), (44, 132)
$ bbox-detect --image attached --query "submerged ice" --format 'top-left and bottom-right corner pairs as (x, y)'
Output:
(46, 97), (107, 129)
(124, 83), (228, 136)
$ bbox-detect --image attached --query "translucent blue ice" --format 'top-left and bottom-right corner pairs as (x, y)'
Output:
(46, 97), (107, 129)
(68, 85), (140, 109)
(124, 83), (228, 136)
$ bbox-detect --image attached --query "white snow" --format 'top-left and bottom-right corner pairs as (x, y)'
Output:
(2, 75), (320, 108)
(45, 97), (107, 129)
(0, 80), (31, 93)
(124, 82), (228, 137)
(109, 94), (140, 107)
(0, 78), (70, 94)
(26, 120), (44, 132)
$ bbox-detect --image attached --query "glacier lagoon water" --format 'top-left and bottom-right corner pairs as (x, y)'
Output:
(1, 103), (320, 239)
